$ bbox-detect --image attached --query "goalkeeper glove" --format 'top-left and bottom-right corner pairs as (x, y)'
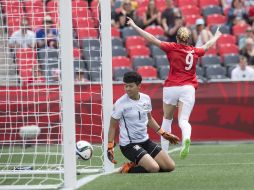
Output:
(157, 127), (180, 145)
(107, 142), (117, 164)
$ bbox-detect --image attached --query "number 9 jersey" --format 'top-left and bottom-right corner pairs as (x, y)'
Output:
(160, 42), (205, 89)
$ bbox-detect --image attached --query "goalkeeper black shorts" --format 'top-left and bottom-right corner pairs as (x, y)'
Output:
(120, 139), (162, 164)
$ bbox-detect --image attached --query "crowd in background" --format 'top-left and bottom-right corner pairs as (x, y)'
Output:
(111, 0), (254, 80)
(4, 0), (254, 84)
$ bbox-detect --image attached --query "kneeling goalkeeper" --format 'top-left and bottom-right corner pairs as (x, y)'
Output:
(107, 71), (179, 173)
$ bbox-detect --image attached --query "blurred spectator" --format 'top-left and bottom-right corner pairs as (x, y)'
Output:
(220, 0), (233, 9)
(75, 68), (88, 83)
(36, 15), (58, 49)
(192, 18), (213, 47)
(113, 0), (138, 29)
(227, 0), (248, 29)
(8, 18), (36, 49)
(50, 68), (61, 82)
(130, 0), (138, 10)
(240, 37), (254, 65)
(142, 0), (161, 28)
(238, 27), (254, 49)
(161, 0), (175, 37)
(231, 56), (254, 80)
(162, 5), (183, 42)
(248, 6), (254, 26)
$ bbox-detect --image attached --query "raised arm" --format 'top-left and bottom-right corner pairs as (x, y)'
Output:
(127, 17), (161, 47)
(200, 26), (222, 51)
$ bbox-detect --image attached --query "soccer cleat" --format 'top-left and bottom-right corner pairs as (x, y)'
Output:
(119, 162), (135, 173)
(180, 139), (191, 159)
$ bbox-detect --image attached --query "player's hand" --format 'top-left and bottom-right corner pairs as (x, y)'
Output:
(162, 132), (180, 145)
(157, 127), (179, 144)
(126, 17), (136, 27)
(107, 142), (117, 164)
(215, 26), (222, 38)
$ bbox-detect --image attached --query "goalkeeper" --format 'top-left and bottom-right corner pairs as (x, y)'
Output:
(107, 71), (179, 173)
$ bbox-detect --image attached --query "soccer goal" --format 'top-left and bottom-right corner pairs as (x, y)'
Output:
(0, 0), (113, 189)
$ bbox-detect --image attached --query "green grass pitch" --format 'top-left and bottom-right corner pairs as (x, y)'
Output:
(0, 143), (253, 190)
(79, 143), (254, 190)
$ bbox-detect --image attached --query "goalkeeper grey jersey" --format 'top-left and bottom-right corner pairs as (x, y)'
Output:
(111, 93), (152, 146)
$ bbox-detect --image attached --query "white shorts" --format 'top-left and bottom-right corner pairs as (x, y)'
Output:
(163, 85), (195, 106)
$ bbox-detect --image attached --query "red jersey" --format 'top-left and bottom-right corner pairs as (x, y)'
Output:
(160, 42), (205, 88)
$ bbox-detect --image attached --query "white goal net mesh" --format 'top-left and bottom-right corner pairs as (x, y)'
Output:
(0, 0), (103, 188)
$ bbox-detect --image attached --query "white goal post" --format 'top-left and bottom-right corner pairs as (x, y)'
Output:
(0, 0), (113, 189)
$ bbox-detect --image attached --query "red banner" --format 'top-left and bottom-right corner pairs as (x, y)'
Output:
(0, 82), (254, 143)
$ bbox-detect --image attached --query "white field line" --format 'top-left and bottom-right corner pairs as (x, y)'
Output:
(177, 162), (254, 167)
(76, 146), (253, 189)
(76, 147), (182, 189)
(168, 147), (182, 154)
(182, 152), (254, 156)
(76, 164), (122, 189)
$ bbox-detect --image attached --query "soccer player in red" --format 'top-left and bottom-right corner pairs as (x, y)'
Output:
(127, 17), (222, 159)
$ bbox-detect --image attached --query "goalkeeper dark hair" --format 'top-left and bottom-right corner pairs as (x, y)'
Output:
(123, 71), (142, 85)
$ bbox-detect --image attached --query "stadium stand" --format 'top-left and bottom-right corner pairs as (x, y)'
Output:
(1, 0), (253, 83)
(200, 55), (221, 67)
(158, 65), (170, 80)
(205, 65), (227, 79)
(112, 56), (132, 69)
(112, 37), (124, 47)
(113, 67), (133, 81)
(137, 66), (157, 80)
(132, 57), (154, 69)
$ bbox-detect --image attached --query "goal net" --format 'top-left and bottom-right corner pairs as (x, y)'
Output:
(0, 0), (112, 189)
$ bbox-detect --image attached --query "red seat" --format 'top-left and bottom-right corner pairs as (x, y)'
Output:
(72, 7), (91, 19)
(91, 0), (99, 7)
(47, 0), (58, 12)
(155, 0), (166, 9)
(90, 6), (100, 20)
(177, 0), (198, 7)
(184, 15), (202, 26)
(125, 36), (146, 49)
(180, 5), (200, 16)
(139, 0), (150, 8)
(18, 59), (37, 72)
(73, 18), (95, 29)
(206, 14), (226, 27)
(128, 46), (150, 58)
(137, 66), (157, 80)
(136, 6), (147, 17)
(218, 44), (239, 56)
(76, 28), (98, 39)
(1, 0), (24, 15)
(144, 25), (164, 36)
(205, 46), (217, 55)
(232, 23), (251, 37)
(111, 27), (120, 38)
(6, 16), (22, 36)
(27, 16), (44, 31)
(16, 48), (37, 65)
(217, 34), (237, 46)
(112, 56), (132, 69)
(198, 0), (219, 7)
(47, 0), (59, 19)
(23, 0), (44, 13)
(72, 0), (88, 8)
(157, 5), (167, 12)
(73, 48), (81, 59)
